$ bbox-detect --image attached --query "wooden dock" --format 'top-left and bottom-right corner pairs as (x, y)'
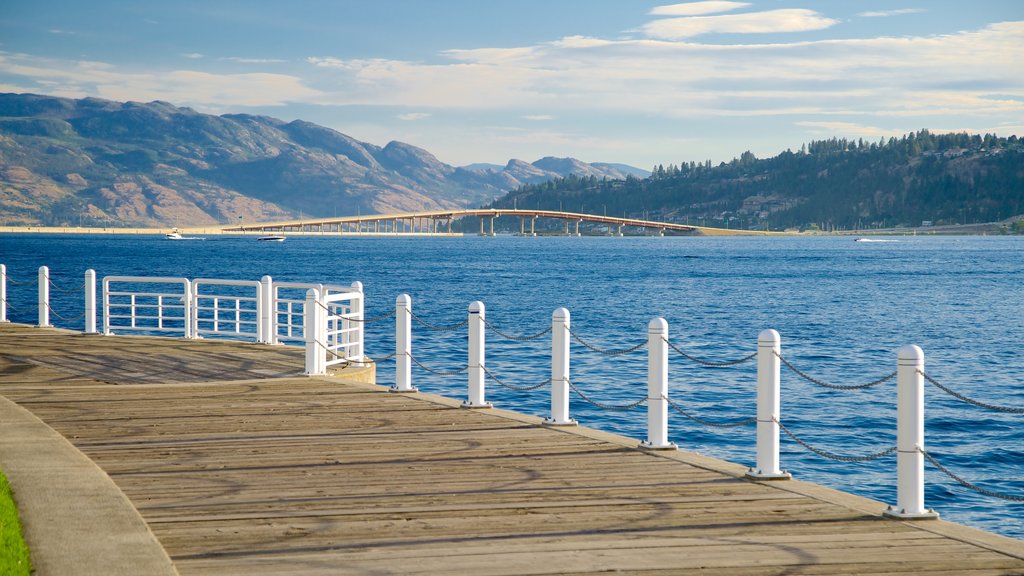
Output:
(0, 324), (1022, 575)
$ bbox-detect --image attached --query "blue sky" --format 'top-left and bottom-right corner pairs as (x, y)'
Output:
(1, 1), (1022, 168)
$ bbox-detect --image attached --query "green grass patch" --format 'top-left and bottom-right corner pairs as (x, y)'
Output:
(0, 471), (32, 576)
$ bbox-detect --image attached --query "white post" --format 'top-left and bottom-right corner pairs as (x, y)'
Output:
(391, 294), (416, 392)
(641, 318), (676, 449)
(84, 269), (97, 334)
(38, 266), (50, 327)
(102, 277), (111, 335)
(0, 264), (8, 323)
(351, 281), (364, 362)
(747, 329), (790, 479)
(183, 279), (194, 339)
(545, 308), (576, 425)
(885, 345), (938, 519)
(462, 301), (491, 408)
(259, 275), (272, 344)
(304, 289), (324, 376)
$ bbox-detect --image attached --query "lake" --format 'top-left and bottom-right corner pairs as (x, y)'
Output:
(1, 232), (1022, 539)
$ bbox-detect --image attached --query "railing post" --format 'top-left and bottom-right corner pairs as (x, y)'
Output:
(885, 345), (938, 519)
(0, 264), (8, 323)
(259, 275), (272, 344)
(183, 279), (195, 339)
(391, 294), (416, 392)
(462, 301), (491, 408)
(84, 269), (97, 334)
(38, 266), (50, 327)
(102, 276), (111, 335)
(545, 308), (576, 425)
(747, 329), (790, 479)
(304, 289), (324, 376)
(351, 281), (364, 362)
(641, 318), (676, 449)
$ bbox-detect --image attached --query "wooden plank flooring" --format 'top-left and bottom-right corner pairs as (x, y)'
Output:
(1, 324), (1022, 575)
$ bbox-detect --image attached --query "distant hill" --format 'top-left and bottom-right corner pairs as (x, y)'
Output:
(491, 131), (1024, 231)
(0, 93), (646, 227)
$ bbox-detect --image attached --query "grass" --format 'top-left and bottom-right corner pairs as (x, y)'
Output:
(0, 471), (31, 576)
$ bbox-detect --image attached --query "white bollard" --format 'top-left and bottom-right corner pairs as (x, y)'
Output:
(0, 264), (8, 323)
(545, 308), (576, 425)
(391, 294), (416, 392)
(304, 289), (325, 376)
(462, 301), (491, 408)
(38, 266), (50, 327)
(884, 345), (939, 519)
(640, 318), (676, 449)
(259, 275), (273, 344)
(747, 329), (791, 479)
(84, 269), (97, 334)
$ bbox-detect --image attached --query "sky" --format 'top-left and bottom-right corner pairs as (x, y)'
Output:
(1, 1), (1022, 168)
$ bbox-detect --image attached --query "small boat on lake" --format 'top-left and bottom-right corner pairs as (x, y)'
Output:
(166, 232), (183, 240)
(257, 235), (286, 242)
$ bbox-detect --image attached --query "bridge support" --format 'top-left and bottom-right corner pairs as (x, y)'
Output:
(576, 220), (581, 236)
(530, 217), (536, 237)
(617, 224), (624, 237)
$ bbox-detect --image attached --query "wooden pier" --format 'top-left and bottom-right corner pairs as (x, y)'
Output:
(0, 324), (1021, 575)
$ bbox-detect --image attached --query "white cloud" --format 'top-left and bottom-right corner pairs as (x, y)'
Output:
(397, 112), (431, 121)
(649, 2), (750, 17)
(48, 29), (76, 35)
(522, 115), (554, 121)
(859, 9), (926, 18)
(642, 9), (838, 39)
(796, 121), (906, 138)
(222, 57), (288, 64)
(181, 53), (204, 59)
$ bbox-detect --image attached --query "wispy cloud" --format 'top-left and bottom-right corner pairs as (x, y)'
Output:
(642, 9), (837, 39)
(48, 29), (76, 35)
(649, 2), (749, 17)
(858, 9), (926, 18)
(181, 53), (204, 59)
(222, 57), (288, 64)
(397, 112), (431, 121)
(522, 114), (554, 121)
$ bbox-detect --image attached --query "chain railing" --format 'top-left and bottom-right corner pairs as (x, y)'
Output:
(920, 449), (1024, 502)
(664, 338), (756, 367)
(775, 351), (897, 391)
(44, 301), (86, 323)
(482, 317), (551, 341)
(919, 370), (1024, 414)
(566, 378), (647, 411)
(775, 418), (898, 463)
(346, 308), (397, 323)
(409, 309), (469, 332)
(664, 396), (756, 428)
(482, 365), (550, 391)
(567, 325), (646, 355)
(47, 278), (87, 294)
(408, 353), (469, 377)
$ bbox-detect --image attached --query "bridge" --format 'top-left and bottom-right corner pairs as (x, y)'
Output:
(223, 209), (775, 237)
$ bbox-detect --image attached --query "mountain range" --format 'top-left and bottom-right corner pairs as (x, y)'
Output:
(0, 93), (647, 227)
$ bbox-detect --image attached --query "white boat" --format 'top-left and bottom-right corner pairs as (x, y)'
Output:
(257, 235), (286, 242)
(166, 232), (183, 240)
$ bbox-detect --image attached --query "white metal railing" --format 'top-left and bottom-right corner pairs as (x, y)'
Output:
(191, 279), (264, 342)
(303, 283), (365, 375)
(103, 276), (192, 337)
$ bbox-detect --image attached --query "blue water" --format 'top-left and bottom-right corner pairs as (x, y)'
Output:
(2, 233), (1022, 539)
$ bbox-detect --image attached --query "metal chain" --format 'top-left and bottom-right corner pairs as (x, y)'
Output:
(482, 365), (551, 391)
(370, 352), (397, 362)
(775, 351), (896, 391)
(409, 310), (469, 332)
(663, 396), (757, 428)
(346, 309), (397, 323)
(408, 353), (469, 376)
(919, 369), (1024, 414)
(567, 325), (646, 356)
(664, 338), (756, 367)
(566, 378), (647, 411)
(775, 418), (897, 462)
(921, 449), (1024, 502)
(47, 278), (87, 294)
(44, 302), (86, 322)
(2, 273), (24, 285)
(482, 318), (551, 341)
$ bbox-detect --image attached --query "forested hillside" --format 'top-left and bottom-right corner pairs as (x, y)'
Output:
(490, 131), (1024, 231)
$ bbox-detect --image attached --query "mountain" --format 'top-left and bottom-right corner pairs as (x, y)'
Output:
(490, 131), (1024, 231)
(0, 93), (646, 227)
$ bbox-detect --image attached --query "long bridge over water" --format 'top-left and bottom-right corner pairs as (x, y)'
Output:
(223, 209), (774, 237)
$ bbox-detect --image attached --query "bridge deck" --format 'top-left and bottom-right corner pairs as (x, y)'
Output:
(0, 324), (1021, 575)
